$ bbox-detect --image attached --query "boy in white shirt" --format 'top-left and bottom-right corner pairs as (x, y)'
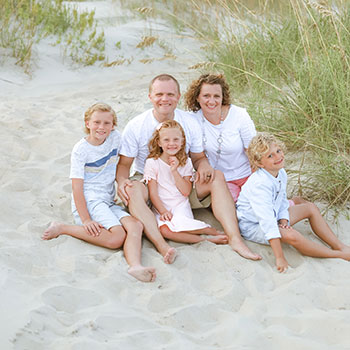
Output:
(43, 103), (156, 282)
(236, 132), (350, 272)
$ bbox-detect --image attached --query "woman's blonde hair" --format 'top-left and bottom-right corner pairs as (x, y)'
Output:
(247, 132), (286, 171)
(84, 102), (117, 134)
(184, 73), (231, 112)
(148, 120), (187, 167)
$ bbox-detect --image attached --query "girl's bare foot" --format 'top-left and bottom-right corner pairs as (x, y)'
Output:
(207, 234), (228, 244)
(163, 247), (177, 264)
(128, 266), (156, 282)
(42, 222), (62, 240)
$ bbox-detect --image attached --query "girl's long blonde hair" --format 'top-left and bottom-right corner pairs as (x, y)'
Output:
(148, 120), (188, 167)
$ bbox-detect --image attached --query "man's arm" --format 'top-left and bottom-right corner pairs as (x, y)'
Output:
(116, 155), (135, 205)
(189, 151), (215, 184)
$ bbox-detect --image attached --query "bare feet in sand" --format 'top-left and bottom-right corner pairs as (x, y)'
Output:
(339, 245), (350, 261)
(230, 239), (262, 260)
(207, 234), (228, 244)
(163, 247), (177, 264)
(42, 222), (62, 240)
(128, 265), (156, 282)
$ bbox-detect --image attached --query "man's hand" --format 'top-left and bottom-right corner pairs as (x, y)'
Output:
(117, 179), (133, 206)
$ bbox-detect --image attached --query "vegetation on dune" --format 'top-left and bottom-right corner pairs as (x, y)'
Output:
(0, 0), (105, 72)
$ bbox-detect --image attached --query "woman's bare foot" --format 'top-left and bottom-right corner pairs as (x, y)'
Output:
(128, 265), (156, 282)
(42, 222), (62, 240)
(207, 234), (228, 244)
(230, 239), (262, 260)
(163, 247), (177, 264)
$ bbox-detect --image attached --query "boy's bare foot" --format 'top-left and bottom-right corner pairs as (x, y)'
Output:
(128, 266), (156, 282)
(42, 222), (62, 240)
(230, 240), (262, 260)
(207, 234), (228, 244)
(163, 247), (177, 264)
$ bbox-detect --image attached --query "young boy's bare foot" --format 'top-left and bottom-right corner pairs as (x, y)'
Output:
(163, 247), (177, 264)
(230, 239), (262, 260)
(42, 222), (62, 240)
(207, 234), (228, 244)
(128, 266), (156, 282)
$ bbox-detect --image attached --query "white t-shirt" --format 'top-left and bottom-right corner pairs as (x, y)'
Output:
(120, 108), (203, 174)
(191, 104), (256, 181)
(70, 130), (121, 203)
(236, 168), (290, 243)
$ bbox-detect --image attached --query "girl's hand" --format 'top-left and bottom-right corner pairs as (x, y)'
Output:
(83, 219), (103, 236)
(276, 257), (289, 273)
(160, 211), (173, 221)
(169, 156), (179, 172)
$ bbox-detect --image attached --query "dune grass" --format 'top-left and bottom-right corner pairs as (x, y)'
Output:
(119, 0), (350, 208)
(0, 0), (105, 72)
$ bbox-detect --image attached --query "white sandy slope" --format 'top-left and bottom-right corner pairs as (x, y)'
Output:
(1, 1), (350, 349)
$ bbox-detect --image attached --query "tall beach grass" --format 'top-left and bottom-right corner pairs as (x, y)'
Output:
(0, 0), (105, 72)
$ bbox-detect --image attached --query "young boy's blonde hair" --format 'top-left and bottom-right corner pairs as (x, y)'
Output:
(247, 132), (286, 171)
(84, 102), (117, 134)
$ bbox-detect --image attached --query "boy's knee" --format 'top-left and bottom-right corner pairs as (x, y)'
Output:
(106, 227), (126, 249)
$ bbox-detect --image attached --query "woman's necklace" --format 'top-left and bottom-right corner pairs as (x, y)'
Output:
(201, 112), (224, 169)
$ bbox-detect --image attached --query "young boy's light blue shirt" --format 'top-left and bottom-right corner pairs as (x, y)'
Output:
(236, 168), (289, 244)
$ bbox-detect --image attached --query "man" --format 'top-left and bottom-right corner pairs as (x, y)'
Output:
(116, 74), (261, 263)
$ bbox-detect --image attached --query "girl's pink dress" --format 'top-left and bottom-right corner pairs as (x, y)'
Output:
(143, 157), (210, 232)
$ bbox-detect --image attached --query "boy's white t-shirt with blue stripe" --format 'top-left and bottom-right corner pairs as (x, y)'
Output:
(70, 130), (121, 204)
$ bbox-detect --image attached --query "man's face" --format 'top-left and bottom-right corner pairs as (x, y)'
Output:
(149, 79), (181, 118)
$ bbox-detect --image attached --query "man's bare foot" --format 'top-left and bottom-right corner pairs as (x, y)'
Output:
(42, 222), (62, 240)
(230, 240), (262, 260)
(207, 234), (228, 244)
(128, 265), (156, 282)
(163, 247), (177, 264)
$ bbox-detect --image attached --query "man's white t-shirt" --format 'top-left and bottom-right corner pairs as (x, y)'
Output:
(120, 108), (203, 174)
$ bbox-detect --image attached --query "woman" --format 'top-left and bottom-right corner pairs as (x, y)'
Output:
(185, 73), (254, 202)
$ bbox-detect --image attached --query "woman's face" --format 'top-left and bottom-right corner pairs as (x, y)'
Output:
(196, 83), (223, 117)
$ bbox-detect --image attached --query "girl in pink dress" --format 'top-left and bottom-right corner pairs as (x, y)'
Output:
(143, 120), (228, 244)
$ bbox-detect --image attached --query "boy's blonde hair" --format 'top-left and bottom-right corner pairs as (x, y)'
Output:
(148, 120), (188, 167)
(84, 102), (117, 134)
(248, 132), (286, 171)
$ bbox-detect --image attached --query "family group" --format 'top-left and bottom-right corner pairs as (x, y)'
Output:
(42, 73), (350, 282)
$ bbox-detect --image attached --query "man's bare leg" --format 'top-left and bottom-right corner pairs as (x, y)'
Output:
(126, 181), (177, 264)
(120, 217), (156, 282)
(196, 171), (262, 260)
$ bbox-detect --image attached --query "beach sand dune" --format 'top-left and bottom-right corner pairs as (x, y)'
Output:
(1, 1), (350, 349)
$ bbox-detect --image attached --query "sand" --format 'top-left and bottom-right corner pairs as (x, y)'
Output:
(1, 1), (350, 349)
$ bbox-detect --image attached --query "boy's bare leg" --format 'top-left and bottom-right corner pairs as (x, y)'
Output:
(119, 217), (156, 282)
(280, 227), (350, 260)
(42, 222), (125, 249)
(160, 225), (228, 244)
(126, 181), (177, 264)
(289, 203), (350, 254)
(196, 171), (262, 260)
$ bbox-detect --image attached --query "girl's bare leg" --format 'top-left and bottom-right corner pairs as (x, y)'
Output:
(42, 221), (125, 249)
(289, 203), (350, 254)
(160, 225), (228, 244)
(120, 217), (156, 282)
